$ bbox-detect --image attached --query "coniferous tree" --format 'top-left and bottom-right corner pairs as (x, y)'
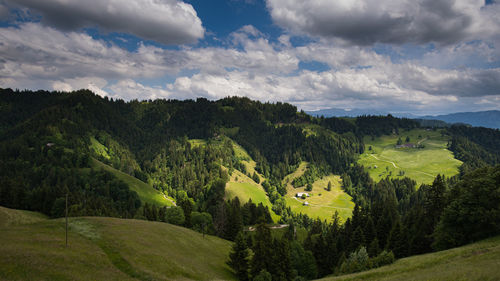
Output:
(251, 224), (273, 278)
(227, 232), (250, 281)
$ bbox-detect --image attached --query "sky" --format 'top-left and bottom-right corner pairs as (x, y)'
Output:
(0, 0), (500, 115)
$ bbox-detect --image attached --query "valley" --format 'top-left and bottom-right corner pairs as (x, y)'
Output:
(358, 129), (462, 185)
(1, 90), (500, 281)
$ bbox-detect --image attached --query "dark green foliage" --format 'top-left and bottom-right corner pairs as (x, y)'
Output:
(253, 270), (272, 281)
(191, 211), (213, 233)
(227, 232), (251, 281)
(251, 224), (274, 278)
(165, 206), (185, 226)
(292, 164), (327, 188)
(355, 115), (419, 137)
(370, 250), (395, 268)
(447, 125), (500, 173)
(433, 165), (500, 250)
(340, 247), (370, 274)
(226, 197), (244, 241)
(290, 241), (317, 279)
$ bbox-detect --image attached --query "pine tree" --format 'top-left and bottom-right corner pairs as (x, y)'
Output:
(368, 238), (380, 257)
(251, 224), (273, 278)
(227, 232), (250, 281)
(350, 226), (366, 252)
(226, 197), (243, 241)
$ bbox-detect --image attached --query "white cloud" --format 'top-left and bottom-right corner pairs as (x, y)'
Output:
(266, 0), (500, 46)
(8, 0), (204, 45)
(108, 79), (172, 100)
(0, 22), (499, 114)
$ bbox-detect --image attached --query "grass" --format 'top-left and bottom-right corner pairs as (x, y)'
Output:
(0, 206), (234, 281)
(320, 235), (500, 281)
(358, 129), (462, 185)
(282, 161), (308, 187)
(90, 136), (111, 160)
(226, 169), (280, 222)
(284, 174), (354, 223)
(90, 158), (174, 207)
(0, 205), (47, 227)
(225, 139), (281, 222)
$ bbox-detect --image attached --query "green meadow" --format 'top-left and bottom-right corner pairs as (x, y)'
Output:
(224, 139), (281, 221)
(90, 158), (174, 207)
(0, 206), (233, 281)
(320, 235), (500, 281)
(285, 174), (354, 223)
(281, 163), (354, 222)
(225, 167), (280, 222)
(358, 129), (462, 185)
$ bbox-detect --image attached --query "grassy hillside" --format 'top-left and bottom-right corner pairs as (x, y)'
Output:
(320, 235), (500, 281)
(225, 139), (281, 222)
(358, 129), (462, 185)
(0, 205), (47, 227)
(282, 162), (354, 222)
(90, 158), (174, 207)
(226, 168), (280, 222)
(0, 206), (234, 281)
(285, 174), (354, 222)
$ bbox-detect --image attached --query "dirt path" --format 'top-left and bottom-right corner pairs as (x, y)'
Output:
(417, 137), (428, 145)
(246, 224), (289, 231)
(163, 194), (176, 206)
(370, 154), (399, 168)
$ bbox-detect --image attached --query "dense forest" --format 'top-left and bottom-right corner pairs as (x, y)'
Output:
(1, 88), (500, 280)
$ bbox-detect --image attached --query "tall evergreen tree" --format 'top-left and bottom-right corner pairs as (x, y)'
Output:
(251, 224), (273, 278)
(227, 232), (250, 281)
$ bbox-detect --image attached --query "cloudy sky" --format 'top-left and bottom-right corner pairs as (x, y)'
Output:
(1, 0), (499, 115)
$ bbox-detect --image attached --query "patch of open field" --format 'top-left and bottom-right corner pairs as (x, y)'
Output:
(0, 206), (48, 227)
(284, 172), (354, 223)
(91, 158), (174, 207)
(0, 206), (234, 281)
(226, 169), (280, 222)
(320, 235), (500, 281)
(358, 129), (462, 185)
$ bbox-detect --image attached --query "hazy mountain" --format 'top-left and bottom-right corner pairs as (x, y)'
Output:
(421, 111), (500, 129)
(307, 108), (500, 129)
(306, 108), (387, 117)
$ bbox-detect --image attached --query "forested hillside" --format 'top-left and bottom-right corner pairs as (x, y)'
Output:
(2, 88), (500, 280)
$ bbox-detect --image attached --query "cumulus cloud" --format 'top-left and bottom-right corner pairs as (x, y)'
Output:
(1, 22), (498, 114)
(0, 23), (187, 85)
(9, 0), (204, 45)
(108, 79), (172, 100)
(266, 0), (500, 45)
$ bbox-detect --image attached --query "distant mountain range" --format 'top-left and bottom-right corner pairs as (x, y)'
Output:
(306, 108), (500, 129)
(419, 111), (500, 129)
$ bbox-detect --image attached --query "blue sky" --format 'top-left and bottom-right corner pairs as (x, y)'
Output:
(0, 0), (499, 115)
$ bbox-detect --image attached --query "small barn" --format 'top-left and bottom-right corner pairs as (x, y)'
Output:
(296, 192), (310, 197)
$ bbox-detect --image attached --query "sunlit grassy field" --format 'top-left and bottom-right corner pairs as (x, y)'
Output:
(320, 235), (500, 281)
(284, 168), (354, 223)
(226, 169), (280, 222)
(0, 206), (234, 281)
(91, 158), (174, 207)
(358, 129), (462, 185)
